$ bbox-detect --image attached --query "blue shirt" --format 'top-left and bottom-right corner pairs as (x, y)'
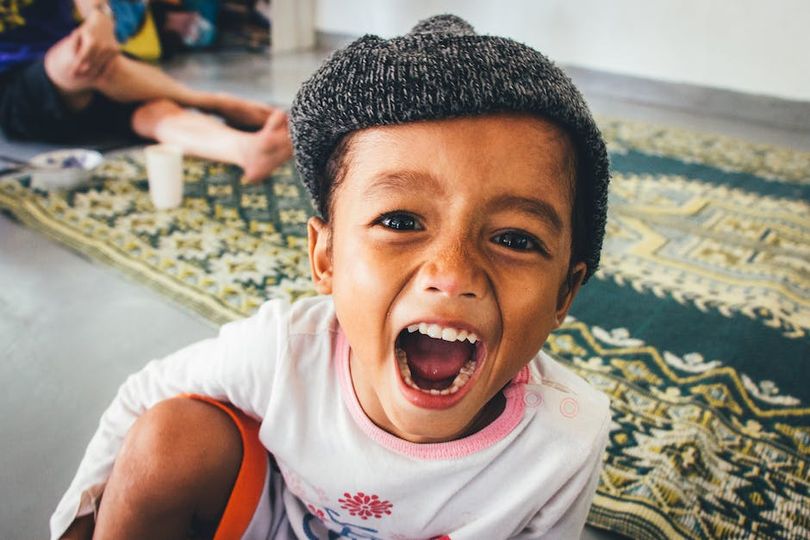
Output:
(0, 0), (77, 73)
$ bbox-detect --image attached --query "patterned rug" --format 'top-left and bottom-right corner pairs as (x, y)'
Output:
(1, 118), (808, 540)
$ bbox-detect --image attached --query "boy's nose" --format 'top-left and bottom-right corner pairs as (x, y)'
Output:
(418, 241), (486, 299)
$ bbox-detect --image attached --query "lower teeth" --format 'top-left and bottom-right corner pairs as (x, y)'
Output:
(395, 348), (476, 395)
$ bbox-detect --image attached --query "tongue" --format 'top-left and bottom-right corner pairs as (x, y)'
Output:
(399, 332), (473, 387)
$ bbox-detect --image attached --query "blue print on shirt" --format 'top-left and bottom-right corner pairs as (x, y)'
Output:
(303, 507), (382, 540)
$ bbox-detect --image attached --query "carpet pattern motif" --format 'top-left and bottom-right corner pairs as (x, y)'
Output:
(1, 119), (807, 540)
(605, 172), (807, 338)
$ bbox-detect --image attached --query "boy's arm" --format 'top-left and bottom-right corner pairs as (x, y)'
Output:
(49, 300), (289, 540)
(514, 410), (611, 539)
(58, 514), (93, 540)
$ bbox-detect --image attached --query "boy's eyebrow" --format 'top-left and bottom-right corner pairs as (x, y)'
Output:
(489, 195), (564, 233)
(363, 170), (442, 199)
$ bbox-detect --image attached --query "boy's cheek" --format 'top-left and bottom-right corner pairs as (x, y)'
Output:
(339, 263), (396, 303)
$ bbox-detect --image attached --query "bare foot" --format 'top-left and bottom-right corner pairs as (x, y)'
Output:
(210, 92), (274, 128)
(240, 109), (294, 183)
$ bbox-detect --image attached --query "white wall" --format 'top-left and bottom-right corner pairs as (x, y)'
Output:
(315, 0), (810, 102)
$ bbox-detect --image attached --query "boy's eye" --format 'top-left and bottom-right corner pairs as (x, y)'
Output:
(377, 212), (420, 231)
(492, 231), (543, 253)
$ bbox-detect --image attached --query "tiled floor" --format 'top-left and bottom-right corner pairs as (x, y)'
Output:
(1, 49), (807, 539)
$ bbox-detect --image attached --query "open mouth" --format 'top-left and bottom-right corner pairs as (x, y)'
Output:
(395, 323), (483, 397)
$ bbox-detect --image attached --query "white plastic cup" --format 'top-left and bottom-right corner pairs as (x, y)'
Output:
(144, 144), (184, 209)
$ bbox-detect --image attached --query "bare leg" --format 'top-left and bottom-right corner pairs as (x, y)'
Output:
(42, 27), (290, 180)
(91, 398), (242, 540)
(44, 32), (272, 127)
(95, 56), (273, 127)
(132, 99), (293, 183)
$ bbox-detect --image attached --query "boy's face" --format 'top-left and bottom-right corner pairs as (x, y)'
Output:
(308, 114), (586, 443)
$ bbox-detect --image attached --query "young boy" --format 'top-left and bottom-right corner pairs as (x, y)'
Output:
(51, 14), (611, 539)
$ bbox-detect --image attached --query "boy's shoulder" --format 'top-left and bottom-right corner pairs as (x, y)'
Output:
(248, 294), (338, 336)
(525, 350), (611, 442)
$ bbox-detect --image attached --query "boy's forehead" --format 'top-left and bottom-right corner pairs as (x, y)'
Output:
(347, 113), (573, 163)
(352, 113), (569, 144)
(343, 114), (576, 194)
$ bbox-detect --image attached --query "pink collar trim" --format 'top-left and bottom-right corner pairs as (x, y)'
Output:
(335, 329), (527, 460)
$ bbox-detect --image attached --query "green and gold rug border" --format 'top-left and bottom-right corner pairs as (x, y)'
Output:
(599, 171), (809, 339)
(597, 116), (810, 184)
(551, 320), (810, 540)
(0, 187), (230, 327)
(553, 320), (810, 420)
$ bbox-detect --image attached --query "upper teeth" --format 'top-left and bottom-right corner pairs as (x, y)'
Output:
(407, 323), (478, 344)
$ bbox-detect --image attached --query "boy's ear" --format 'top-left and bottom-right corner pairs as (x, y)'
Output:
(554, 262), (587, 327)
(307, 216), (333, 295)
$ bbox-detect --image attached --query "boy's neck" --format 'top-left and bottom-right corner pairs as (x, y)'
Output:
(460, 391), (507, 438)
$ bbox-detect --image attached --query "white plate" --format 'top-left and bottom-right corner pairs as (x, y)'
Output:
(29, 148), (104, 190)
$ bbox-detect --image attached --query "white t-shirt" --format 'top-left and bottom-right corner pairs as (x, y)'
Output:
(50, 296), (611, 539)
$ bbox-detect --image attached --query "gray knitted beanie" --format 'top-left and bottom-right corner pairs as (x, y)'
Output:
(290, 14), (609, 281)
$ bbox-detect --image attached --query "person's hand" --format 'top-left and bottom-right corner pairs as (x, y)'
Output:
(71, 6), (119, 78)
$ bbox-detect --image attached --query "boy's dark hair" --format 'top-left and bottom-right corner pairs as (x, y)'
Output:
(290, 14), (609, 282)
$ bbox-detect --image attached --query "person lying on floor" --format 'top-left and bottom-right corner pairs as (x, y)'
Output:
(0, 0), (291, 183)
(51, 14), (611, 540)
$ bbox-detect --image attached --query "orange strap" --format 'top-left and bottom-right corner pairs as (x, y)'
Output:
(184, 394), (268, 540)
